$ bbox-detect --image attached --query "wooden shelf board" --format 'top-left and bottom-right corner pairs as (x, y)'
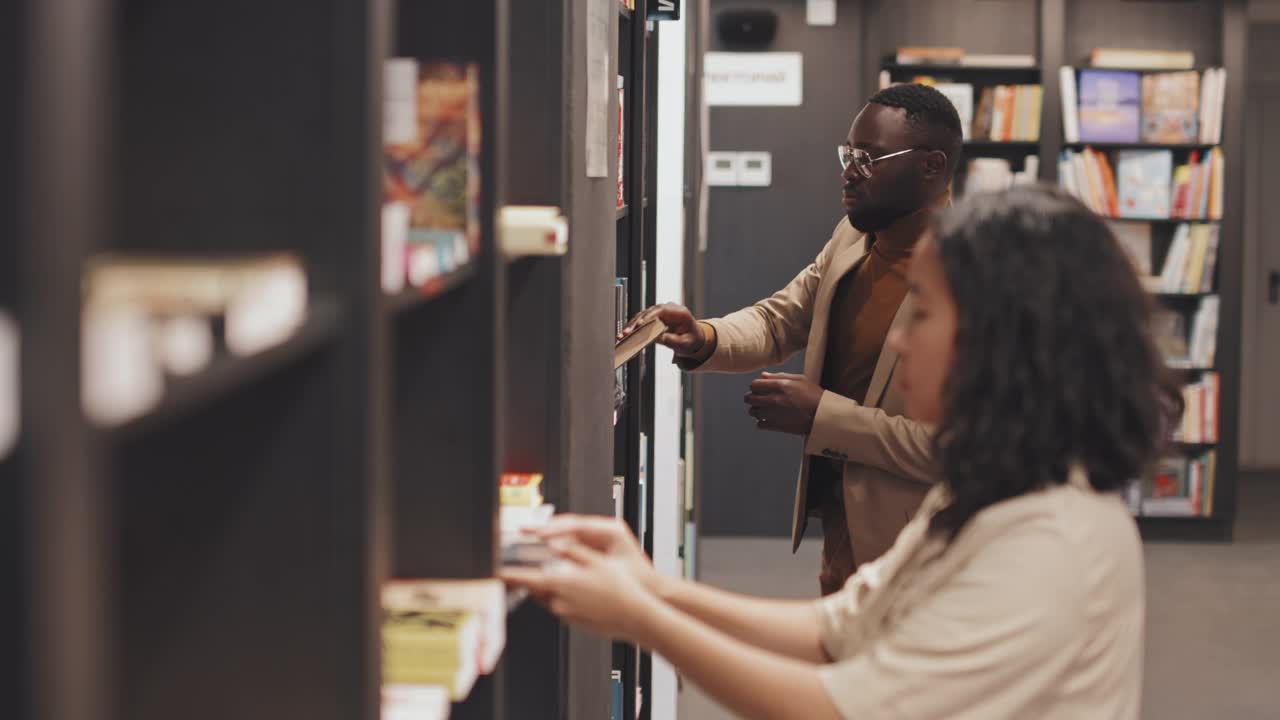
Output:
(1137, 514), (1232, 542)
(1106, 216), (1220, 224)
(1065, 141), (1219, 151)
(386, 263), (476, 315)
(964, 140), (1040, 147)
(103, 299), (344, 441)
(882, 62), (1041, 74)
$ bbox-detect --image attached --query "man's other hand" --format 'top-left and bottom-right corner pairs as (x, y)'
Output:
(744, 372), (824, 435)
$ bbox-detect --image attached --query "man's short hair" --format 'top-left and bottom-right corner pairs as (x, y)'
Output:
(868, 83), (964, 177)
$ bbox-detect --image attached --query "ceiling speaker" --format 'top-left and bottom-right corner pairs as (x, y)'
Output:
(716, 9), (778, 50)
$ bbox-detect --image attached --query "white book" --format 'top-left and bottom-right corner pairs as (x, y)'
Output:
(382, 685), (450, 720)
(934, 83), (974, 140)
(1190, 296), (1219, 368)
(1160, 224), (1192, 293)
(1060, 66), (1080, 143)
(1198, 68), (1215, 144)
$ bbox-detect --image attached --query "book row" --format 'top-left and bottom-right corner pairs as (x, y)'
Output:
(1059, 147), (1223, 221)
(1153, 297), (1219, 371)
(1060, 67), (1226, 145)
(1126, 450), (1217, 518)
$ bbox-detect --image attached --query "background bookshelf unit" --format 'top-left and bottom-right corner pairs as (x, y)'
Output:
(851, 0), (1244, 545)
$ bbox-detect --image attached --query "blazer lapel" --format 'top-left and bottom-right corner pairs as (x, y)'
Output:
(863, 295), (911, 407)
(804, 235), (869, 381)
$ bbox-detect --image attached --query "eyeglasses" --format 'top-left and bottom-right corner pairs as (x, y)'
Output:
(837, 144), (931, 179)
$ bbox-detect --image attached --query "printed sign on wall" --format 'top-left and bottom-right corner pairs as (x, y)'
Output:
(704, 52), (803, 107)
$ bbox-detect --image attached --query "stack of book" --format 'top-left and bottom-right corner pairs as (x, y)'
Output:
(1174, 372), (1220, 443)
(384, 579), (507, 677)
(81, 253), (308, 425)
(901, 81), (1041, 142)
(1152, 298), (1218, 369)
(964, 156), (1039, 194)
(381, 604), (479, 702)
(1132, 451), (1217, 517)
(1155, 224), (1220, 294)
(499, 473), (556, 566)
(382, 59), (481, 294)
(1060, 63), (1226, 145)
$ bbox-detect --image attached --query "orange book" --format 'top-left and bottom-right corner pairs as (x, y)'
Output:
(1097, 151), (1120, 217)
(999, 86), (1017, 141)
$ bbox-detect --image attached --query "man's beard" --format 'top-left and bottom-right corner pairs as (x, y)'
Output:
(846, 201), (916, 233)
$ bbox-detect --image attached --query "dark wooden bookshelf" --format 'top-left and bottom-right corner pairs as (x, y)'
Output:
(1108, 216), (1221, 224)
(964, 140), (1040, 149)
(385, 263), (477, 314)
(620, 4), (634, 20)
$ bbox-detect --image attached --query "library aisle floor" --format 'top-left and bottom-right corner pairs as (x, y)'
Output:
(679, 474), (1280, 720)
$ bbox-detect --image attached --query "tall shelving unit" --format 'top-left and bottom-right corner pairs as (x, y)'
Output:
(865, 0), (1246, 542)
(8, 0), (685, 719)
(615, 4), (657, 719)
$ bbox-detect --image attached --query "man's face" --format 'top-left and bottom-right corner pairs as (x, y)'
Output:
(841, 104), (930, 233)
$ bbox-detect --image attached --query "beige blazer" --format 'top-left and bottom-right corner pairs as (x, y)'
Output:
(692, 217), (935, 562)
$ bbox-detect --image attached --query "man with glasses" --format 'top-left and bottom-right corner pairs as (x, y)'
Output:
(622, 83), (963, 593)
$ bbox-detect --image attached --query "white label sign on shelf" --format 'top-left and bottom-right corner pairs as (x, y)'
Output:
(704, 52), (803, 107)
(807, 0), (836, 26)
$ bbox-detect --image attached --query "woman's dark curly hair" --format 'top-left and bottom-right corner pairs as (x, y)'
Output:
(929, 184), (1183, 540)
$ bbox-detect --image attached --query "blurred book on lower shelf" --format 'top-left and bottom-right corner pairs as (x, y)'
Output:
(382, 59), (481, 294)
(382, 685), (450, 720)
(382, 606), (479, 702)
(1126, 450), (1216, 517)
(500, 205), (568, 257)
(962, 156), (1039, 194)
(500, 473), (557, 566)
(80, 253), (308, 426)
(383, 579), (506, 676)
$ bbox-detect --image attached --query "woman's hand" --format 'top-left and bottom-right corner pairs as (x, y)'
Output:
(500, 539), (659, 643)
(534, 515), (663, 594)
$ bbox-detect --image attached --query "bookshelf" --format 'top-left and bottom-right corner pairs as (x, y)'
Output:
(8, 0), (674, 719)
(861, 0), (1245, 542)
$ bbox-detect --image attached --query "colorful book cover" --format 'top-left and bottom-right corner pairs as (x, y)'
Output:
(1115, 149), (1173, 218)
(383, 62), (481, 264)
(1078, 70), (1141, 143)
(1142, 71), (1200, 143)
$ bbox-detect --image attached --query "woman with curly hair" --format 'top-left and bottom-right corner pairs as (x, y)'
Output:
(502, 185), (1182, 720)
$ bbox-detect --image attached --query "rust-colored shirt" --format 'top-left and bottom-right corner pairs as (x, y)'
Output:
(809, 233), (916, 527)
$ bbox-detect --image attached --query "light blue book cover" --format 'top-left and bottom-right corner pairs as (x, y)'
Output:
(1116, 149), (1173, 218)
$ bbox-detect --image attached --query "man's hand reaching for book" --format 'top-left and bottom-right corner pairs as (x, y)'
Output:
(619, 303), (709, 358)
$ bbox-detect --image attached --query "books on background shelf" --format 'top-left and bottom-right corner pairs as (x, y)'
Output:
(1109, 221), (1154, 277)
(618, 0), (635, 10)
(964, 156), (1040, 194)
(0, 310), (15, 459)
(1155, 223), (1220, 294)
(610, 670), (624, 720)
(1152, 297), (1218, 369)
(382, 59), (481, 294)
(618, 75), (626, 210)
(1060, 66), (1225, 145)
(1126, 451), (1217, 518)
(1059, 147), (1223, 220)
(898, 79), (1041, 142)
(891, 47), (1035, 68)
(1089, 48), (1195, 70)
(80, 254), (308, 426)
(1174, 372), (1220, 444)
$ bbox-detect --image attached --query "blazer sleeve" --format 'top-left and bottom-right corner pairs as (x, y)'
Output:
(680, 220), (846, 374)
(804, 391), (938, 485)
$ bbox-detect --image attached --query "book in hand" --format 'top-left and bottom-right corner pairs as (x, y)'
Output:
(614, 318), (665, 369)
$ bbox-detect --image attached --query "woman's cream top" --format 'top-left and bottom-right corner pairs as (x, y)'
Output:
(816, 469), (1144, 720)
